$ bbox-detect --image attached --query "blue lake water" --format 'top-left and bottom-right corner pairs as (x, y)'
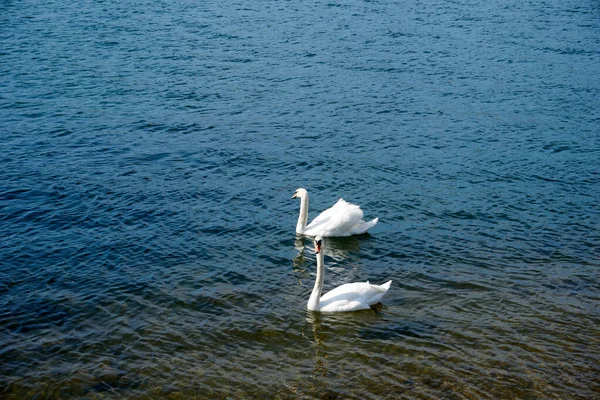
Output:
(1, 0), (599, 398)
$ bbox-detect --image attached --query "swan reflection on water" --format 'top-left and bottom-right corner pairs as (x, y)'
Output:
(305, 311), (328, 377)
(293, 235), (362, 264)
(304, 308), (388, 378)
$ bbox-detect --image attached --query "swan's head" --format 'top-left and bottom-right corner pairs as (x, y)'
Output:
(314, 236), (323, 254)
(291, 188), (307, 199)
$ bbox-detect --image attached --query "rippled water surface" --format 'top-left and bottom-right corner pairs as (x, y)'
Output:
(1, 0), (600, 398)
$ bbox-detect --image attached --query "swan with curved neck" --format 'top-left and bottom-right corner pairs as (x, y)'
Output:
(307, 236), (391, 312)
(292, 188), (378, 237)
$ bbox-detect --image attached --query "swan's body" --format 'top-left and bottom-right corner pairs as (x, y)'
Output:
(292, 188), (378, 237)
(307, 237), (391, 312)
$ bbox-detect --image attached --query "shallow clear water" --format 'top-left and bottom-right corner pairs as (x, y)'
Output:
(1, 0), (600, 398)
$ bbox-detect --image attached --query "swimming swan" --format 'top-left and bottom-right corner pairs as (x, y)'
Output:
(292, 188), (378, 237)
(307, 236), (391, 312)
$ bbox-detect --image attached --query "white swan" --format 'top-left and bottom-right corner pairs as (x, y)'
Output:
(292, 188), (378, 237)
(307, 236), (392, 312)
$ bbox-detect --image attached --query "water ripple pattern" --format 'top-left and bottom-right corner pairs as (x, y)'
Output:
(1, 0), (599, 398)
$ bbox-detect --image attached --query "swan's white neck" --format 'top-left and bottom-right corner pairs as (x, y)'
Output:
(296, 193), (309, 234)
(307, 249), (324, 311)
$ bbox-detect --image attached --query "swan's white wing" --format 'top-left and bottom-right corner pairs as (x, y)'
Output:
(305, 198), (350, 227)
(318, 282), (389, 312)
(349, 217), (379, 235)
(304, 199), (366, 237)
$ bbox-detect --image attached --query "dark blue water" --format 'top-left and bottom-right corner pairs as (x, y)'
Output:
(1, 0), (599, 398)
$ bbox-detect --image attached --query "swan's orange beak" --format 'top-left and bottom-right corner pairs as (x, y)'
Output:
(314, 242), (321, 254)
(291, 193), (297, 199)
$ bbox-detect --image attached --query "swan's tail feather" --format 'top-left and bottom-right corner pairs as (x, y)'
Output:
(350, 217), (379, 235)
(380, 280), (392, 291)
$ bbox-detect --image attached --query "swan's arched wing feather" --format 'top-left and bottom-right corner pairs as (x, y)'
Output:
(326, 202), (364, 235)
(318, 282), (388, 312)
(349, 217), (379, 235)
(305, 199), (366, 236)
(306, 198), (352, 226)
(304, 207), (335, 230)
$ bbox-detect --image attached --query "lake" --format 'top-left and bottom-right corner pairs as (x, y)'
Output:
(1, 0), (599, 398)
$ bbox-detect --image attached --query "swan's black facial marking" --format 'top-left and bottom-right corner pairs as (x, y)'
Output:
(314, 239), (323, 254)
(292, 190), (298, 199)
